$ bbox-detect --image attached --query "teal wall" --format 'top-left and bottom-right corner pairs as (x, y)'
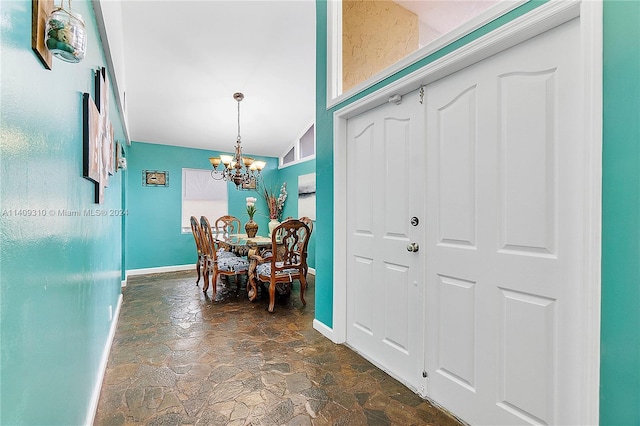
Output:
(278, 159), (317, 269)
(314, 1), (334, 327)
(600, 1), (640, 424)
(0, 0), (126, 424)
(315, 0), (640, 422)
(126, 141), (277, 270)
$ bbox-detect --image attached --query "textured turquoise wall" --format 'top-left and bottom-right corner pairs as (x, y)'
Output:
(278, 159), (317, 269)
(0, 1), (125, 424)
(125, 142), (277, 270)
(315, 0), (640, 421)
(600, 1), (640, 424)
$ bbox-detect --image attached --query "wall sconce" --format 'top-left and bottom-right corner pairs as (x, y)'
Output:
(45, 0), (86, 63)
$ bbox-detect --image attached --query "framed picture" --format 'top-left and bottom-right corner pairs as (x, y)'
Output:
(116, 142), (127, 170)
(298, 172), (316, 220)
(95, 67), (108, 114)
(143, 170), (169, 187)
(31, 0), (53, 70)
(115, 141), (122, 171)
(83, 93), (101, 183)
(94, 180), (104, 204)
(107, 123), (115, 175)
(100, 121), (112, 186)
(242, 177), (257, 190)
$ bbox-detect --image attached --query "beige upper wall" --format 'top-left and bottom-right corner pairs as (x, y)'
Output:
(342, 0), (418, 92)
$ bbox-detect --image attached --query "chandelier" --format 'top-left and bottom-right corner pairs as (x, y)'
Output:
(209, 92), (266, 189)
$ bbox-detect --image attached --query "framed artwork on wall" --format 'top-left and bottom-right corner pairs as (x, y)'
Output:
(96, 67), (112, 187)
(83, 68), (114, 203)
(31, 0), (53, 70)
(82, 93), (101, 183)
(95, 180), (104, 204)
(143, 170), (169, 187)
(242, 177), (257, 190)
(107, 123), (115, 176)
(298, 173), (316, 220)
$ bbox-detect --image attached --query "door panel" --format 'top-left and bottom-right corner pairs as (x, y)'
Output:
(499, 70), (557, 256)
(436, 274), (476, 391)
(353, 256), (374, 335)
(346, 91), (425, 391)
(425, 19), (583, 425)
(437, 85), (477, 248)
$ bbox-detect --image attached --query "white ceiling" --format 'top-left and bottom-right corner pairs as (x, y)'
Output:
(118, 0), (316, 157)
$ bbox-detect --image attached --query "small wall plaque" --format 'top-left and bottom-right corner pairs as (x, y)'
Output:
(143, 170), (169, 187)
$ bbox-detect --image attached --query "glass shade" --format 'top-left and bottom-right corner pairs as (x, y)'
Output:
(253, 160), (266, 171)
(209, 157), (221, 168)
(220, 154), (233, 165)
(243, 157), (255, 167)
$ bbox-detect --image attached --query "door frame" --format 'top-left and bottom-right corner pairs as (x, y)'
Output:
(327, 1), (602, 423)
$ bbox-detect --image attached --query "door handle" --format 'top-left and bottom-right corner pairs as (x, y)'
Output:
(407, 243), (419, 253)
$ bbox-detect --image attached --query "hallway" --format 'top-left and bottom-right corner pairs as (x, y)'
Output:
(94, 271), (460, 425)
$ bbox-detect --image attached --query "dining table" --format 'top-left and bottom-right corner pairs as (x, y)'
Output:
(213, 232), (277, 302)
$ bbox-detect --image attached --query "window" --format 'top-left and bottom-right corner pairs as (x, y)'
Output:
(299, 125), (315, 158)
(283, 146), (296, 165)
(281, 124), (315, 167)
(181, 168), (228, 232)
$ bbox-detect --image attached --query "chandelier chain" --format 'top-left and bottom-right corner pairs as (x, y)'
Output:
(237, 98), (241, 142)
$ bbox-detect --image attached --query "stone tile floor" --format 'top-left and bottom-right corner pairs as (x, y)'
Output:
(94, 270), (462, 426)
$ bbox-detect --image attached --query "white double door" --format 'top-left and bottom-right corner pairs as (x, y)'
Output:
(346, 18), (586, 425)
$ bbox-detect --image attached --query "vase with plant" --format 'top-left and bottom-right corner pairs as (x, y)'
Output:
(245, 196), (258, 238)
(263, 182), (287, 235)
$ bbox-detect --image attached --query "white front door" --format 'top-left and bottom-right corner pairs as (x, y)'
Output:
(424, 18), (585, 425)
(346, 90), (425, 391)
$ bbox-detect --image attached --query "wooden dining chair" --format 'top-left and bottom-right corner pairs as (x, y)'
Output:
(214, 215), (242, 235)
(189, 216), (206, 286)
(200, 216), (249, 298)
(253, 219), (311, 312)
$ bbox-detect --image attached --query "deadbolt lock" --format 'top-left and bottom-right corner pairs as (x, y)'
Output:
(410, 217), (419, 226)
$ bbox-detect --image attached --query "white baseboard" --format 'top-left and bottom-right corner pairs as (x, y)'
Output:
(313, 319), (338, 343)
(85, 292), (123, 426)
(126, 264), (195, 278)
(308, 267), (316, 276)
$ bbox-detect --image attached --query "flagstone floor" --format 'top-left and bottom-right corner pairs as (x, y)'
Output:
(94, 270), (461, 426)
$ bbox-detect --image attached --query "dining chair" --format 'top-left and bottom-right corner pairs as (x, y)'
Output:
(253, 219), (311, 313)
(214, 215), (242, 236)
(200, 216), (250, 298)
(189, 216), (206, 286)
